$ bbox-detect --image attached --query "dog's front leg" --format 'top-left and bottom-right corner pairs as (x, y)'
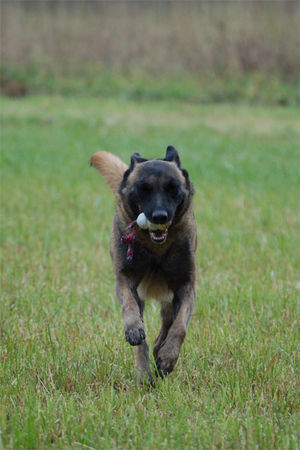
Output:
(116, 274), (153, 383)
(155, 283), (195, 376)
(116, 274), (146, 346)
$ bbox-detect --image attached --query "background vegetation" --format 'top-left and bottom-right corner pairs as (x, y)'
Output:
(1, 0), (299, 104)
(1, 1), (299, 449)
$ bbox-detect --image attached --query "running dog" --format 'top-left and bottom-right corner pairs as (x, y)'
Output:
(90, 146), (196, 383)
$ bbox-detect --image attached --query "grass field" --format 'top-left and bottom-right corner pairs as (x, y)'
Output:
(0, 96), (299, 449)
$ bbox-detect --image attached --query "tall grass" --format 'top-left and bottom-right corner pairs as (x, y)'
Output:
(1, 1), (299, 102)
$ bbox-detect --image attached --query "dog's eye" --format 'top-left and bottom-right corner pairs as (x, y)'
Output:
(165, 181), (179, 197)
(139, 182), (152, 194)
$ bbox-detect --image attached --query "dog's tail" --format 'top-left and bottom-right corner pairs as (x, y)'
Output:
(90, 151), (128, 195)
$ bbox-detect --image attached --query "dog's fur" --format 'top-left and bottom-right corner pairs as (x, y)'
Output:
(90, 147), (197, 383)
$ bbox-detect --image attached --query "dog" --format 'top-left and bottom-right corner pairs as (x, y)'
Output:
(90, 146), (197, 383)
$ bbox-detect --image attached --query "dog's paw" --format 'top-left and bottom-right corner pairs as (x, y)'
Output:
(138, 371), (155, 387)
(125, 326), (146, 346)
(155, 343), (180, 377)
(155, 357), (176, 378)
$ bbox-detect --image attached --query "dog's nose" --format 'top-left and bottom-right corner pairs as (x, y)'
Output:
(152, 210), (168, 224)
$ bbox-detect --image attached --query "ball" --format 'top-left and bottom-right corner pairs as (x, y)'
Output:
(136, 212), (151, 229)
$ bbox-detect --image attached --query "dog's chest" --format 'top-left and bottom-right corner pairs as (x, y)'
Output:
(137, 268), (174, 303)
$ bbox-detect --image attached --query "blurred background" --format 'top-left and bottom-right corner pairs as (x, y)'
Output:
(1, 0), (299, 105)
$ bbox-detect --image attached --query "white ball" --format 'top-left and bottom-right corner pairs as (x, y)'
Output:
(136, 212), (150, 229)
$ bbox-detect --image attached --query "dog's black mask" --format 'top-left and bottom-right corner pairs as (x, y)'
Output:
(123, 146), (190, 225)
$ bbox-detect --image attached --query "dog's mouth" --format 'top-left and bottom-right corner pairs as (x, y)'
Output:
(136, 212), (171, 244)
(149, 227), (168, 244)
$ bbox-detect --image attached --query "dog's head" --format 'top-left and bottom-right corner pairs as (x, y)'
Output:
(119, 146), (194, 244)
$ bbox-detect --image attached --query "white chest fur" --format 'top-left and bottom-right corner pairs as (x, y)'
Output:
(137, 269), (174, 303)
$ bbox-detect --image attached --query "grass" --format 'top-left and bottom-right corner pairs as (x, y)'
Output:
(1, 66), (299, 106)
(0, 95), (299, 449)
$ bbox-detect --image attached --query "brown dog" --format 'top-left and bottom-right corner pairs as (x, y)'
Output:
(90, 147), (196, 383)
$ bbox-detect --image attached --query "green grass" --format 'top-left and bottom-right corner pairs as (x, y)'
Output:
(1, 65), (299, 106)
(1, 96), (299, 449)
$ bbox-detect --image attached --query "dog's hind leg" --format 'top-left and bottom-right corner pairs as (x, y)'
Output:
(134, 340), (154, 385)
(153, 302), (173, 361)
(132, 293), (154, 385)
(155, 284), (195, 377)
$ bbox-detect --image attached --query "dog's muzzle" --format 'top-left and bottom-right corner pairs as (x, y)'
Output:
(137, 212), (171, 244)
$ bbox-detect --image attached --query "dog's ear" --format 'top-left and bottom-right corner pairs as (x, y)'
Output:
(120, 153), (147, 191)
(129, 152), (147, 170)
(165, 146), (181, 168)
